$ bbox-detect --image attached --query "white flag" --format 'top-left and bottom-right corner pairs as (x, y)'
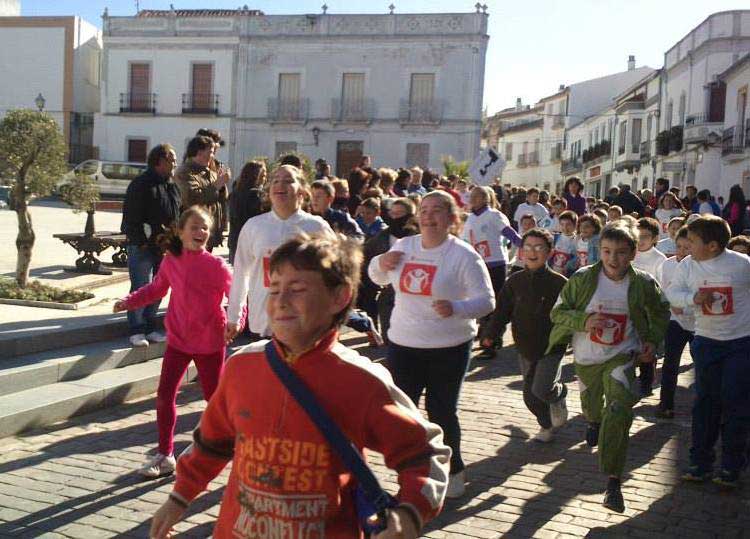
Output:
(469, 147), (505, 186)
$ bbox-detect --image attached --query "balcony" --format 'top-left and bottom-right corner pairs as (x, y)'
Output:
(684, 113), (724, 145)
(561, 157), (582, 174)
(330, 98), (375, 124)
(268, 98), (309, 123)
(119, 93), (156, 114)
(616, 95), (645, 114)
(552, 116), (565, 129)
(640, 141), (651, 161)
(182, 93), (219, 115)
(722, 126), (746, 158)
(656, 130), (670, 155)
(399, 99), (443, 124)
(669, 126), (684, 153)
(527, 151), (539, 166)
(582, 140), (611, 164)
(516, 154), (528, 168)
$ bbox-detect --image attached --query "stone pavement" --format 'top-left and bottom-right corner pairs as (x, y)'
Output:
(0, 336), (747, 539)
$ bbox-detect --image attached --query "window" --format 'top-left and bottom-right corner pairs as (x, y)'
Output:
(191, 63), (214, 111)
(275, 141), (297, 157)
(505, 142), (513, 161)
(127, 139), (148, 163)
(646, 115), (653, 142)
(618, 121), (627, 154)
(631, 118), (642, 152)
(77, 160), (99, 175)
(341, 73), (365, 120)
(667, 101), (673, 129)
(128, 63), (151, 111)
(406, 143), (430, 168)
(102, 163), (146, 181)
(679, 93), (686, 126)
(409, 73), (435, 120)
(278, 73), (301, 120)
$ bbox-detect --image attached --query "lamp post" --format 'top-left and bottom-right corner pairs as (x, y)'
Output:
(312, 126), (320, 146)
(34, 93), (45, 112)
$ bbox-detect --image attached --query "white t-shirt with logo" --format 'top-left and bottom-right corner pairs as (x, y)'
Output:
(550, 233), (576, 274)
(633, 247), (667, 283)
(513, 202), (549, 229)
(656, 237), (677, 258)
(368, 235), (495, 348)
(658, 256), (695, 332)
(228, 209), (333, 335)
(461, 207), (512, 265)
(665, 250), (750, 340)
(576, 238), (592, 268)
(655, 208), (682, 239)
(572, 273), (641, 365)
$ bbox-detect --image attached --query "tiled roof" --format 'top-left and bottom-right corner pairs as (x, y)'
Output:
(137, 8), (263, 17)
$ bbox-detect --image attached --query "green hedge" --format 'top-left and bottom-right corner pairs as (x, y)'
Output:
(0, 278), (93, 303)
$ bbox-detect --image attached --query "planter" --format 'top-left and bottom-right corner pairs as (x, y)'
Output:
(0, 295), (101, 310)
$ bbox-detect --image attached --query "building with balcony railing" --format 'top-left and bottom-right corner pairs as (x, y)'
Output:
(95, 7), (489, 172)
(718, 52), (750, 197)
(120, 93), (156, 114)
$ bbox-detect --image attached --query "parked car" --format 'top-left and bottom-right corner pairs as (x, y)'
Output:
(57, 160), (147, 197)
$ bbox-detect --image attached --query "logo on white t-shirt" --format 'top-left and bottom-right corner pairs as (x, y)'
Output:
(577, 250), (589, 267)
(699, 282), (734, 316)
(473, 240), (491, 259)
(399, 263), (438, 296)
(551, 251), (572, 272)
(590, 300), (628, 345)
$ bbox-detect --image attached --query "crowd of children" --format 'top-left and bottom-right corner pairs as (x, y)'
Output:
(115, 150), (750, 536)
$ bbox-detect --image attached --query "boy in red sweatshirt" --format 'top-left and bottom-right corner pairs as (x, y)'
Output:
(149, 233), (450, 539)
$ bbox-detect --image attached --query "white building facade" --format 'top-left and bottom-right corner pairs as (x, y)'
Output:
(719, 53), (750, 196)
(95, 7), (489, 173)
(0, 15), (101, 162)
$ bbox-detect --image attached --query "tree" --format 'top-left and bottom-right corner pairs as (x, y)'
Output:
(441, 155), (471, 179)
(0, 109), (67, 287)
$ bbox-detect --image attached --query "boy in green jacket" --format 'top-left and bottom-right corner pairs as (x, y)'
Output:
(547, 219), (670, 513)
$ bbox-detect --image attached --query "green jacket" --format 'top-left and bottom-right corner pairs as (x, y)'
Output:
(546, 261), (670, 355)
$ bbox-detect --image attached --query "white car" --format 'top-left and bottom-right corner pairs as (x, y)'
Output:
(58, 160), (147, 197)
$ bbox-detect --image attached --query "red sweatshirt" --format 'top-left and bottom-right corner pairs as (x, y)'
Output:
(172, 331), (450, 538)
(122, 249), (235, 354)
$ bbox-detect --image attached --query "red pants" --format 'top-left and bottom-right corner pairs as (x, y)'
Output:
(157, 344), (225, 456)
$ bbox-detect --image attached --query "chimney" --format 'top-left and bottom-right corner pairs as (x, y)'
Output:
(628, 55), (635, 71)
(559, 84), (565, 91)
(515, 98), (523, 111)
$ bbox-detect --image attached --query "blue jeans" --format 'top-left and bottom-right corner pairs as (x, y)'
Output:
(346, 310), (373, 333)
(126, 245), (162, 336)
(387, 340), (472, 473)
(659, 320), (693, 411)
(689, 335), (750, 473)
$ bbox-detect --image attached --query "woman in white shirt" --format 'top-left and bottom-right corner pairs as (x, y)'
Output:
(368, 190), (495, 500)
(654, 193), (684, 239)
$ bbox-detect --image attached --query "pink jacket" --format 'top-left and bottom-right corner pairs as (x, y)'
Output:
(123, 249), (236, 354)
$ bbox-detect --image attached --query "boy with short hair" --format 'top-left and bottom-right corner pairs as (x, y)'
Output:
(514, 187), (549, 230)
(150, 234), (450, 538)
(355, 197), (387, 240)
(727, 234), (750, 255)
(607, 205), (623, 222)
(510, 214), (537, 273)
(656, 216), (685, 258)
(655, 226), (694, 418)
(487, 228), (569, 442)
(548, 220), (670, 512)
(542, 198), (566, 233)
(666, 216), (750, 488)
(550, 211), (578, 276)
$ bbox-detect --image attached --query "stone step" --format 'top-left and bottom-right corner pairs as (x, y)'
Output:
(0, 338), (166, 397)
(0, 357), (197, 439)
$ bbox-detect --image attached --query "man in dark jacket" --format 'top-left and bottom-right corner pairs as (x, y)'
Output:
(121, 143), (181, 347)
(613, 184), (645, 217)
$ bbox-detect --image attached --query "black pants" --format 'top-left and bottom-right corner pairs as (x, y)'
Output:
(660, 320), (694, 411)
(387, 340), (472, 474)
(479, 264), (507, 347)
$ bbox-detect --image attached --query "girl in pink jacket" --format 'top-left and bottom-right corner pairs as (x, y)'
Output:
(114, 206), (239, 478)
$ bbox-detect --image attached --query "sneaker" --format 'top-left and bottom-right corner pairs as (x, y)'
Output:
(476, 348), (496, 360)
(655, 408), (674, 419)
(550, 397), (569, 429)
(712, 469), (740, 488)
(603, 477), (625, 513)
(129, 334), (149, 347)
(533, 428), (554, 443)
(146, 331), (167, 343)
(366, 328), (384, 347)
(445, 470), (466, 499)
(585, 422), (600, 447)
(681, 465), (711, 482)
(139, 453), (176, 478)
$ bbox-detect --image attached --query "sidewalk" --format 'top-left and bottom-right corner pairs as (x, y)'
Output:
(0, 335), (746, 538)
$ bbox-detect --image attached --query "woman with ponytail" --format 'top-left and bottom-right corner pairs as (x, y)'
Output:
(114, 206), (242, 478)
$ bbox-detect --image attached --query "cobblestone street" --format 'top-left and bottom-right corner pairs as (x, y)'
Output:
(0, 336), (748, 538)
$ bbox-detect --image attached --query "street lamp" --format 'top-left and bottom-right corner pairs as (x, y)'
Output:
(34, 93), (45, 112)
(312, 126), (320, 146)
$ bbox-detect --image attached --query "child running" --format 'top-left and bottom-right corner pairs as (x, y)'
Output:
(487, 228), (569, 442)
(549, 211), (578, 277)
(666, 216), (750, 488)
(149, 233), (450, 539)
(656, 216), (685, 258)
(655, 225), (694, 418)
(655, 192), (683, 239)
(548, 219), (670, 512)
(510, 214), (537, 274)
(114, 207), (238, 478)
(575, 214), (601, 269)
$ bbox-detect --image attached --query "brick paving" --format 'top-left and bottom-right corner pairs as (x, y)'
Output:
(0, 335), (748, 538)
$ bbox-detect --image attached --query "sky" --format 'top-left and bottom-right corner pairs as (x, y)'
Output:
(19, 0), (750, 115)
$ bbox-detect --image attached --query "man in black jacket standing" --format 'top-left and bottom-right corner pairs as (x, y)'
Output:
(121, 144), (181, 347)
(613, 184), (645, 217)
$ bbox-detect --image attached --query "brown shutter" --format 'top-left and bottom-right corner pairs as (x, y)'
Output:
(129, 63), (150, 111)
(192, 63), (213, 111)
(128, 139), (148, 163)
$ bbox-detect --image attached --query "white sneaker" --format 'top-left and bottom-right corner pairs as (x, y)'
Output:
(550, 396), (569, 429)
(129, 334), (149, 347)
(533, 428), (554, 443)
(139, 453), (176, 478)
(146, 331), (167, 343)
(445, 470), (466, 499)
